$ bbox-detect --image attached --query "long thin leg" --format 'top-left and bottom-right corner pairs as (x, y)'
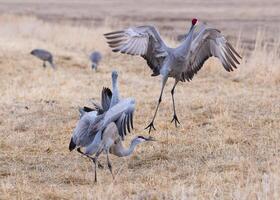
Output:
(94, 157), (97, 182)
(171, 79), (180, 127)
(93, 149), (103, 183)
(49, 61), (56, 69)
(77, 148), (103, 169)
(43, 61), (46, 68)
(106, 150), (114, 179)
(145, 74), (168, 133)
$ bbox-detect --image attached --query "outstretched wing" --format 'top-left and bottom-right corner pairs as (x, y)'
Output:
(183, 27), (241, 81)
(71, 110), (99, 147)
(72, 88), (112, 147)
(100, 98), (135, 140)
(89, 87), (112, 115)
(115, 111), (134, 140)
(104, 26), (168, 76)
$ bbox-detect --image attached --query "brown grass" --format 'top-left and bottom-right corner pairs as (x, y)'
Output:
(0, 8), (280, 200)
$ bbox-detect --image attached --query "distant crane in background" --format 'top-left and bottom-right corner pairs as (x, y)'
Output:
(30, 49), (56, 69)
(89, 51), (102, 71)
(104, 18), (241, 133)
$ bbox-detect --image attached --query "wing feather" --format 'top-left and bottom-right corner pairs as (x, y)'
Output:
(105, 26), (168, 75)
(184, 27), (241, 79)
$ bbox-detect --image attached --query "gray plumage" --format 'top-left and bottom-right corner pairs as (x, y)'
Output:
(69, 85), (134, 151)
(69, 71), (151, 182)
(104, 18), (241, 132)
(30, 49), (56, 69)
(88, 122), (154, 182)
(89, 51), (102, 70)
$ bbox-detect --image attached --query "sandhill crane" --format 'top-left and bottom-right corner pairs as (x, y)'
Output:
(69, 71), (143, 181)
(69, 70), (134, 153)
(104, 18), (241, 133)
(89, 51), (102, 71)
(30, 49), (56, 69)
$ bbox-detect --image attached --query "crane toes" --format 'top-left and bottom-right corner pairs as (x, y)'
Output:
(97, 162), (104, 169)
(145, 121), (156, 133)
(171, 114), (181, 128)
(108, 163), (114, 180)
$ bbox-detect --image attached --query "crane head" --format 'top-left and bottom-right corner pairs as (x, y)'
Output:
(192, 18), (198, 26)
(136, 136), (156, 142)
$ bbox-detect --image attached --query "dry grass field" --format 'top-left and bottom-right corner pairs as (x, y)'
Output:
(0, 1), (280, 199)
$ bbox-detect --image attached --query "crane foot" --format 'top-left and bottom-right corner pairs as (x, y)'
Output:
(145, 121), (156, 133)
(97, 162), (104, 169)
(171, 114), (180, 127)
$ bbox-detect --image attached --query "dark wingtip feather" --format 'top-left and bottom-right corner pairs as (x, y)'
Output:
(83, 106), (94, 112)
(69, 138), (76, 151)
(123, 117), (127, 136)
(227, 42), (242, 59)
(107, 39), (125, 45)
(105, 35), (124, 40)
(126, 115), (131, 133)
(102, 87), (112, 98)
(104, 30), (124, 36)
(129, 113), (134, 129)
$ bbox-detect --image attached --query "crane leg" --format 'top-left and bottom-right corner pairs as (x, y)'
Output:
(43, 61), (46, 68)
(106, 150), (114, 180)
(94, 158), (98, 182)
(93, 149), (103, 183)
(171, 79), (180, 127)
(77, 148), (104, 169)
(145, 74), (168, 133)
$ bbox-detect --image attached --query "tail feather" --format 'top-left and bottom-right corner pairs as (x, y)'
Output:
(69, 138), (76, 151)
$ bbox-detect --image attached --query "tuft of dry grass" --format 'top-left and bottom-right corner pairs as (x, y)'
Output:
(0, 10), (280, 200)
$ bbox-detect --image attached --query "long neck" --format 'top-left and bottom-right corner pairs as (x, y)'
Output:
(110, 77), (119, 107)
(177, 25), (195, 56)
(111, 140), (140, 157)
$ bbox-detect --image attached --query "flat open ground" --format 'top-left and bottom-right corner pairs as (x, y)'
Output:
(0, 1), (280, 199)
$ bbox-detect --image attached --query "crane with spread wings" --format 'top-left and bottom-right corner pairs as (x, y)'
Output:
(104, 18), (241, 133)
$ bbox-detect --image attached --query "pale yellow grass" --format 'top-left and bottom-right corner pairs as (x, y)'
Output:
(0, 15), (280, 199)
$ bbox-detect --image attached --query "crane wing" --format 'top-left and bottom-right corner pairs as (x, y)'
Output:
(101, 87), (112, 112)
(115, 111), (134, 140)
(98, 98), (135, 140)
(104, 26), (168, 76)
(183, 27), (241, 81)
(72, 111), (100, 147)
(87, 87), (112, 115)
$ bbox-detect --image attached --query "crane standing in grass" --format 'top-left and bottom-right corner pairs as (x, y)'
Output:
(89, 51), (102, 71)
(30, 49), (56, 69)
(104, 18), (241, 133)
(69, 70), (154, 182)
